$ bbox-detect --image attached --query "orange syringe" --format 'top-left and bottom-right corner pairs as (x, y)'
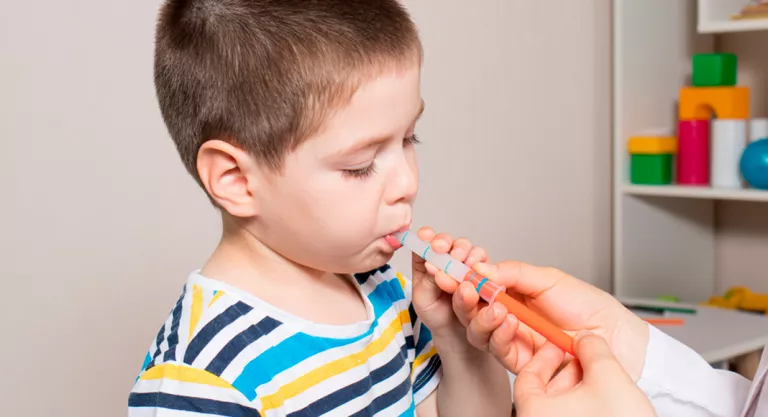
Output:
(395, 230), (575, 356)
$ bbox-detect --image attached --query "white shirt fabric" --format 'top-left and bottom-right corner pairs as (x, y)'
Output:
(638, 324), (768, 417)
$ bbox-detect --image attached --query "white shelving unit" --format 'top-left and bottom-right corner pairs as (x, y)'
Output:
(612, 0), (768, 302)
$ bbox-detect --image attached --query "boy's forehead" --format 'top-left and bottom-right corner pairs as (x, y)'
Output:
(318, 66), (422, 150)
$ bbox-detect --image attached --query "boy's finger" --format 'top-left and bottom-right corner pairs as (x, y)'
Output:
(449, 238), (472, 261)
(467, 302), (507, 350)
(424, 262), (439, 275)
(429, 233), (454, 254)
(416, 226), (436, 242)
(465, 246), (487, 267)
(435, 270), (460, 293)
(411, 253), (428, 273)
(452, 281), (480, 326)
(514, 342), (566, 399)
(488, 314), (518, 360)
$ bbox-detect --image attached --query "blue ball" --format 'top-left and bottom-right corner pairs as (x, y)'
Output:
(740, 138), (768, 189)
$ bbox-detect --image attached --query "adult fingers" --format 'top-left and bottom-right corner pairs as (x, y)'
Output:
(513, 342), (566, 401)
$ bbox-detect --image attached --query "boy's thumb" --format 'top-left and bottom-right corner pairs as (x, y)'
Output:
(574, 331), (627, 384)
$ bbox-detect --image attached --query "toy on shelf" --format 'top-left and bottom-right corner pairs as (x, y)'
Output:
(732, 0), (768, 20)
(740, 139), (768, 189)
(712, 119), (748, 188)
(680, 53), (750, 189)
(678, 120), (710, 185)
(738, 118), (768, 189)
(703, 286), (768, 315)
(628, 136), (676, 185)
(627, 53), (768, 191)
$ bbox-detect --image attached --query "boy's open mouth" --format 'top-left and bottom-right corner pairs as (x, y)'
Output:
(383, 224), (410, 249)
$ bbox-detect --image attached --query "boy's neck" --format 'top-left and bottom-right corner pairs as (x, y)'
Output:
(199, 217), (368, 325)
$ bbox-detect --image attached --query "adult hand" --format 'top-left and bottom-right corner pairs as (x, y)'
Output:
(514, 332), (656, 417)
(444, 260), (650, 385)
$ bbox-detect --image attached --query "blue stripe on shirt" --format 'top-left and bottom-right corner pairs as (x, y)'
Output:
(232, 278), (405, 400)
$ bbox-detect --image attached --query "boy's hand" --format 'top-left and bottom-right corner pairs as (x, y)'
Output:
(410, 227), (493, 345)
(513, 332), (656, 417)
(461, 261), (650, 384)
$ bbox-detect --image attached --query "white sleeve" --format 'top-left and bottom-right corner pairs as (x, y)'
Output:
(637, 324), (753, 417)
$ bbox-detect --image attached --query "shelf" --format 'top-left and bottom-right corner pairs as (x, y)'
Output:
(624, 184), (768, 202)
(698, 0), (768, 34)
(698, 18), (768, 34)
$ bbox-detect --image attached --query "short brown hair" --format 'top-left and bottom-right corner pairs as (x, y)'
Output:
(153, 0), (422, 183)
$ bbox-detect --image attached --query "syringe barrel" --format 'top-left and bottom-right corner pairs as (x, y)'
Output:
(395, 230), (575, 355)
(396, 231), (471, 282)
(395, 231), (505, 303)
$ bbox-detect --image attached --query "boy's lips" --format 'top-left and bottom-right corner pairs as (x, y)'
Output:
(383, 225), (410, 249)
(384, 234), (402, 249)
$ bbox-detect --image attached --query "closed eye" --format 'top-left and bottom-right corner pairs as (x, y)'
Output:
(342, 162), (376, 179)
(404, 133), (420, 146)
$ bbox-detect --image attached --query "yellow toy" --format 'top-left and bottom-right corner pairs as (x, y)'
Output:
(703, 286), (768, 314)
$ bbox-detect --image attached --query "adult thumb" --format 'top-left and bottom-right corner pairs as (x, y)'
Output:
(574, 331), (629, 385)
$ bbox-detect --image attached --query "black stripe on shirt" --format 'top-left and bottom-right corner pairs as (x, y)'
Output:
(349, 369), (412, 417)
(128, 392), (260, 416)
(354, 264), (392, 285)
(147, 292), (184, 369)
(205, 316), (282, 376)
(413, 354), (441, 393)
(287, 344), (408, 417)
(184, 301), (254, 365)
(162, 293), (186, 363)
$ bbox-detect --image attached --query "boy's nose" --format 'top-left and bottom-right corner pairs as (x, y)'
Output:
(386, 161), (418, 205)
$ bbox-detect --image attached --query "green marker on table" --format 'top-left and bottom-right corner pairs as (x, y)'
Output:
(623, 299), (697, 315)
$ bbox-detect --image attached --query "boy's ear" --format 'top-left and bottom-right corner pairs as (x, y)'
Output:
(197, 140), (260, 218)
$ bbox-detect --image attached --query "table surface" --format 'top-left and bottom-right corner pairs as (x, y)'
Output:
(620, 297), (768, 363)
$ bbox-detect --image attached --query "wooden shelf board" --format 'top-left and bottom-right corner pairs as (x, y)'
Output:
(624, 184), (768, 202)
(698, 17), (768, 33)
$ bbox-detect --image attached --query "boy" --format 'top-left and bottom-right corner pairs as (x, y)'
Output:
(128, 0), (511, 415)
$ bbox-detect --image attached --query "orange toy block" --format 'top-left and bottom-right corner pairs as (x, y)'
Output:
(679, 86), (749, 120)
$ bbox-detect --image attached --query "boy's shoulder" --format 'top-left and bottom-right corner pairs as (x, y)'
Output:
(130, 266), (441, 415)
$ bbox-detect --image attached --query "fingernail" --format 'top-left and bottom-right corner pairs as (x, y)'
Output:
(486, 305), (497, 320)
(465, 256), (476, 266)
(487, 303), (504, 320)
(462, 284), (474, 298)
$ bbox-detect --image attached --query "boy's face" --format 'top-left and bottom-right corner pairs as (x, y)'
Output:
(251, 64), (422, 274)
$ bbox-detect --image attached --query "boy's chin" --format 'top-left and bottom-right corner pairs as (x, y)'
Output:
(338, 244), (396, 274)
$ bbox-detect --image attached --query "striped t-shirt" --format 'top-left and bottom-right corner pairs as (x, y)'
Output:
(128, 264), (442, 416)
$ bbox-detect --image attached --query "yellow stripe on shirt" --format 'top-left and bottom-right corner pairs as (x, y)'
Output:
(140, 363), (234, 389)
(411, 346), (438, 380)
(259, 309), (410, 412)
(395, 272), (407, 291)
(188, 284), (203, 342)
(209, 291), (225, 307)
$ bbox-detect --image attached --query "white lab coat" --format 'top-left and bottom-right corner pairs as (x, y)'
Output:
(638, 325), (768, 417)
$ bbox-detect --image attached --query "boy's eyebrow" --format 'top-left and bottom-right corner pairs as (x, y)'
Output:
(334, 100), (425, 158)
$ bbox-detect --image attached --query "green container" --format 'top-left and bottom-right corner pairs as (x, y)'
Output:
(631, 154), (673, 185)
(692, 53), (737, 87)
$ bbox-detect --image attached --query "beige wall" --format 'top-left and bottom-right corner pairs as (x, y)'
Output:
(395, 0), (612, 289)
(715, 31), (768, 295)
(0, 1), (611, 415)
